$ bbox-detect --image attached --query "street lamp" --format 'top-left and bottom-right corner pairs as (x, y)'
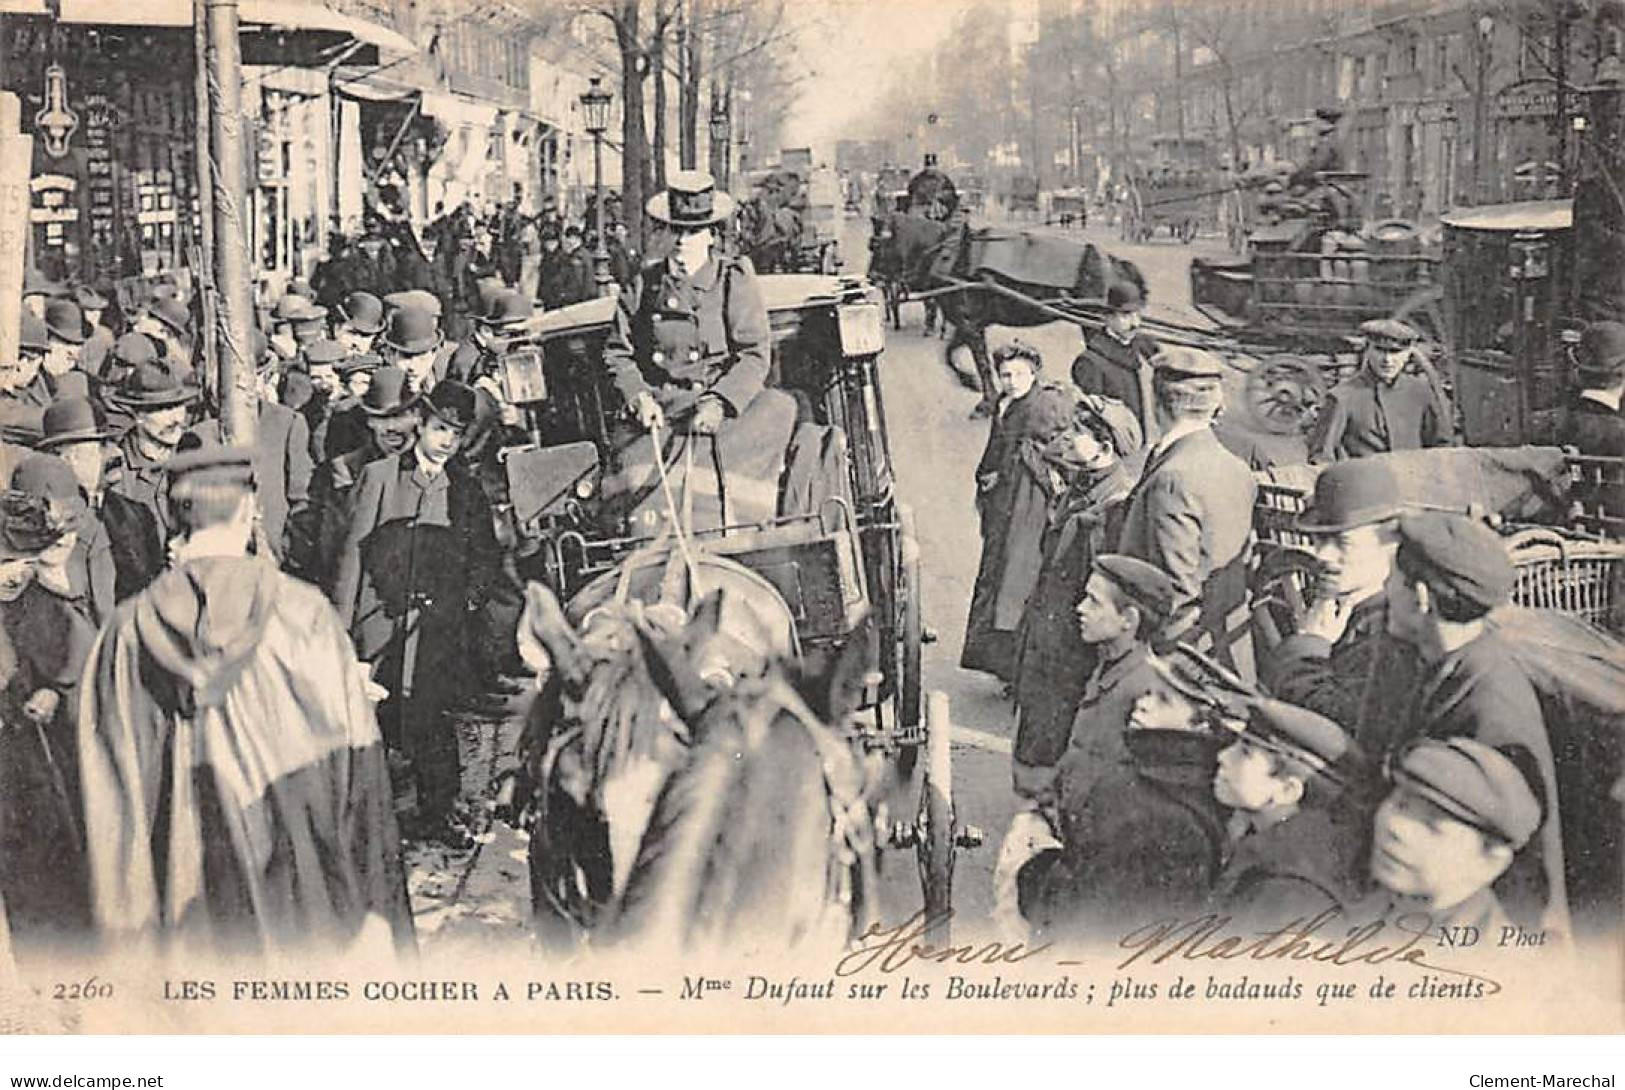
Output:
(709, 99), (731, 189)
(580, 75), (614, 296)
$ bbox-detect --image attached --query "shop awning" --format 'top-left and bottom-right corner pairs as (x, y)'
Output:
(23, 0), (418, 55)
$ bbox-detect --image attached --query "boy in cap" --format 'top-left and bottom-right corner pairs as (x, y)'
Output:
(1116, 346), (1256, 666)
(1365, 737), (1543, 936)
(0, 453), (100, 958)
(1209, 698), (1370, 925)
(1382, 510), (1566, 933)
(76, 438), (414, 959)
(332, 381), (510, 850)
(1310, 318), (1452, 463)
(1070, 280), (1160, 441)
(1260, 458), (1406, 729)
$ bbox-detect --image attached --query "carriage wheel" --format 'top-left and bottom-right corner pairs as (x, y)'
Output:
(893, 505), (924, 781)
(916, 690), (955, 944)
(1242, 354), (1331, 437)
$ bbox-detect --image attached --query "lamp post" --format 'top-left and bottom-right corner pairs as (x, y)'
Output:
(709, 98), (731, 190)
(1472, 13), (1496, 203)
(580, 75), (613, 296)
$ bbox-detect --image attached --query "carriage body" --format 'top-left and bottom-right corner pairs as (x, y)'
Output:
(499, 275), (924, 754)
(1118, 136), (1222, 243)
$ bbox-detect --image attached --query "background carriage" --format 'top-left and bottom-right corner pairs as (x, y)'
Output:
(1117, 136), (1223, 243)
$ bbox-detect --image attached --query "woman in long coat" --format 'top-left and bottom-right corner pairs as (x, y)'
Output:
(1010, 395), (1144, 799)
(960, 344), (1079, 683)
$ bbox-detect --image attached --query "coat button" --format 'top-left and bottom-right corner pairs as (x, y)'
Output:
(687, 349), (699, 362)
(667, 297), (679, 308)
(652, 350), (664, 364)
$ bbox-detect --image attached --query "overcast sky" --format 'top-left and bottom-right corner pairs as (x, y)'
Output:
(781, 0), (980, 150)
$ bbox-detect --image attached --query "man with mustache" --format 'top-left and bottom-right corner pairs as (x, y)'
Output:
(103, 362), (199, 592)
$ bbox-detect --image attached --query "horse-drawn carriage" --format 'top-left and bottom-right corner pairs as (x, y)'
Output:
(1118, 136), (1223, 243)
(491, 274), (979, 950)
(1048, 187), (1089, 229)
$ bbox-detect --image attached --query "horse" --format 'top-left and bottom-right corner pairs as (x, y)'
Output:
(505, 545), (887, 956)
(868, 211), (1151, 417)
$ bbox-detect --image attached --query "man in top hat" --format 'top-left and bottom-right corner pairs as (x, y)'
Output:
(907, 152), (959, 222)
(332, 380), (510, 849)
(309, 365), (419, 588)
(1115, 346), (1256, 668)
(42, 299), (89, 389)
(1260, 458), (1406, 729)
(76, 437), (415, 960)
(74, 286), (117, 377)
(1363, 737), (1543, 937)
(336, 291), (387, 356)
(379, 304), (455, 395)
(1559, 321), (1625, 523)
(1070, 280), (1160, 441)
(104, 362), (201, 591)
(1310, 318), (1452, 463)
(1380, 510), (1566, 933)
(541, 224), (594, 311)
(36, 397), (120, 623)
(1015, 642), (1237, 942)
(1208, 698), (1370, 926)
(1019, 554), (1178, 804)
(0, 452), (101, 959)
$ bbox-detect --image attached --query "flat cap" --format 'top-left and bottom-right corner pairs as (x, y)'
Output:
(1359, 318), (1419, 349)
(1297, 458), (1404, 533)
(304, 339), (347, 366)
(1395, 510), (1514, 611)
(1151, 345), (1225, 381)
(1578, 320), (1625, 382)
(1093, 553), (1176, 630)
(1149, 643), (1258, 720)
(1392, 737), (1541, 848)
(1236, 698), (1356, 783)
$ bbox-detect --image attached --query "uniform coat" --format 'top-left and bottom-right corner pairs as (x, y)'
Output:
(1309, 367), (1450, 463)
(1116, 426), (1256, 647)
(1019, 728), (1228, 940)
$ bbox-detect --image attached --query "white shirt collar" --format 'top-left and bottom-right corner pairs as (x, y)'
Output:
(414, 448), (446, 479)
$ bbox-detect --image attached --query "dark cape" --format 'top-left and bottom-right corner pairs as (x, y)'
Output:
(961, 383), (1077, 681)
(76, 556), (415, 959)
(1012, 460), (1133, 769)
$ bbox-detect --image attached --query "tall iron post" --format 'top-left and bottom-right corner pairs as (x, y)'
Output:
(202, 0), (257, 443)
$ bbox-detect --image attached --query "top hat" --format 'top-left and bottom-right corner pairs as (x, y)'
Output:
(421, 380), (478, 430)
(382, 306), (442, 355)
(478, 289), (535, 328)
(362, 366), (420, 416)
(339, 291), (386, 335)
(74, 285), (109, 311)
(37, 397), (113, 451)
(1296, 459), (1405, 533)
(44, 299), (88, 345)
(646, 169), (735, 228)
(1106, 280), (1145, 313)
(1579, 320), (1625, 383)
(111, 361), (201, 410)
(2, 453), (88, 556)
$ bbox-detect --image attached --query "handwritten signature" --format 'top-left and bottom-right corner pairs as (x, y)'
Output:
(834, 908), (1502, 995)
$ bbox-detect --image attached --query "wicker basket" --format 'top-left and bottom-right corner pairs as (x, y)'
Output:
(1506, 528), (1625, 634)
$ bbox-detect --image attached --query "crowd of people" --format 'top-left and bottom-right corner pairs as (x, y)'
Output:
(968, 300), (1624, 948)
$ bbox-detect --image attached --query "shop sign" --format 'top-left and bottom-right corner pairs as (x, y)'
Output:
(34, 63), (79, 158)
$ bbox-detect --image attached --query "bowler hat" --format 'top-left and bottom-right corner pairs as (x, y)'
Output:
(1578, 320), (1625, 383)
(1296, 459), (1404, 533)
(1151, 345), (1224, 380)
(304, 339), (347, 367)
(148, 296), (192, 338)
(113, 332), (160, 369)
(1092, 554), (1176, 631)
(1394, 510), (1514, 611)
(382, 306), (442, 355)
(74, 285), (109, 311)
(1391, 737), (1541, 849)
(111, 361), (201, 410)
(382, 290), (443, 318)
(1235, 699), (1357, 785)
(37, 397), (113, 451)
(646, 169), (735, 228)
(340, 291), (386, 335)
(1106, 280), (1145, 313)
(1, 453), (87, 556)
(478, 289), (535, 328)
(362, 367), (420, 417)
(19, 310), (50, 352)
(421, 380), (478, 430)
(44, 299), (88, 344)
